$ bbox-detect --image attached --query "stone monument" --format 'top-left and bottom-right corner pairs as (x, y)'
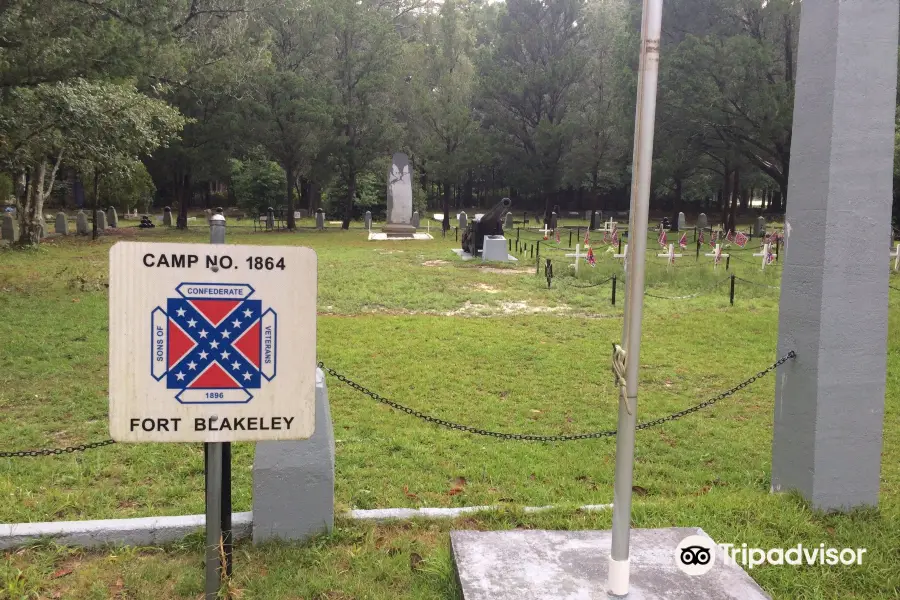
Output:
(55, 212), (67, 235)
(315, 209), (324, 230)
(266, 207), (275, 231)
(163, 207), (173, 227)
(677, 211), (686, 231)
(76, 211), (89, 235)
(382, 152), (415, 237)
(697, 213), (708, 230)
(95, 210), (107, 230)
(504, 212), (513, 229)
(364, 211), (372, 229)
(773, 0), (897, 511)
(411, 210), (420, 229)
(107, 207), (118, 228)
(549, 211), (558, 230)
(1, 214), (16, 242)
(458, 211), (467, 230)
(754, 216), (766, 237)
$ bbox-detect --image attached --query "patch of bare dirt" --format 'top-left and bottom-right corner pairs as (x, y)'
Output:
(422, 259), (449, 267)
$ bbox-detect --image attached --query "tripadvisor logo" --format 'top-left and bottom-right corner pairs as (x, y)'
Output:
(675, 535), (867, 575)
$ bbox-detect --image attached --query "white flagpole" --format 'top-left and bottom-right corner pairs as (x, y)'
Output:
(608, 0), (664, 596)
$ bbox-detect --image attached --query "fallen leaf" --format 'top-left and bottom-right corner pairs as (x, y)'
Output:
(826, 526), (835, 536)
(410, 553), (423, 571)
(664, 380), (673, 388)
(530, 409), (543, 414)
(52, 592), (62, 599)
(403, 485), (419, 500)
(695, 486), (711, 496)
(453, 477), (467, 487)
(632, 485), (648, 497)
(447, 487), (464, 496)
(115, 577), (124, 589)
(51, 568), (72, 579)
(72, 298), (80, 303)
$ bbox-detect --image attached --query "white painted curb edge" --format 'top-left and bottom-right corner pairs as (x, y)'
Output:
(0, 504), (612, 550)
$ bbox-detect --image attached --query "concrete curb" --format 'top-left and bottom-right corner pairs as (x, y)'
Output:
(0, 504), (613, 550)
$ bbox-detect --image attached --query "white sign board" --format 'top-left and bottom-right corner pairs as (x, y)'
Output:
(109, 242), (317, 443)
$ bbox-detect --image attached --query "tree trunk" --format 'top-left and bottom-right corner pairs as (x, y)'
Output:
(590, 170), (599, 230)
(720, 169), (730, 228)
(18, 155), (61, 246)
(342, 169), (355, 229)
(92, 169), (100, 241)
(442, 180), (452, 231)
(285, 165), (296, 230)
(464, 171), (473, 206)
(177, 172), (191, 229)
(728, 169), (740, 232)
(672, 177), (683, 229)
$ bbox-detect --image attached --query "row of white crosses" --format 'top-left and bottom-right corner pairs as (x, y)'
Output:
(753, 242), (778, 270)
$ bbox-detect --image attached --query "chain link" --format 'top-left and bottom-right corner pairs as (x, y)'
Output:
(0, 439), (116, 458)
(319, 350), (796, 442)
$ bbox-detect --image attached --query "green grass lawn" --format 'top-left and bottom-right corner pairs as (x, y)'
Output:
(0, 219), (897, 599)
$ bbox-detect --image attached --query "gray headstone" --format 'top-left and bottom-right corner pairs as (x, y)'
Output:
(55, 212), (67, 235)
(585, 210), (592, 221)
(1, 214), (16, 242)
(677, 212), (686, 231)
(315, 209), (324, 230)
(411, 210), (420, 228)
(754, 216), (766, 237)
(76, 211), (89, 235)
(549, 212), (558, 230)
(697, 213), (708, 230)
(299, 209), (308, 219)
(504, 212), (513, 229)
(95, 210), (107, 230)
(364, 211), (372, 229)
(386, 152), (413, 226)
(253, 368), (334, 544)
(773, 0), (897, 512)
(107, 207), (118, 228)
(266, 207), (275, 230)
(162, 207), (173, 227)
(458, 211), (467, 230)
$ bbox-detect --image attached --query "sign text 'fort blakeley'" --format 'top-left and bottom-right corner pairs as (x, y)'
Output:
(109, 242), (317, 443)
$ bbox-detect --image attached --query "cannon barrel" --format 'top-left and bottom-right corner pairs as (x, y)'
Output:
(479, 197), (512, 223)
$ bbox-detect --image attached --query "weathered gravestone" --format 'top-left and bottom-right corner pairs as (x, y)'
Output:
(55, 212), (67, 235)
(754, 216), (766, 237)
(162, 207), (173, 227)
(549, 212), (558, 230)
(76, 211), (89, 235)
(364, 211), (372, 229)
(253, 367), (334, 543)
(315, 209), (324, 230)
(266, 207), (275, 230)
(107, 207), (118, 228)
(382, 152), (415, 237)
(95, 210), (107, 230)
(458, 211), (467, 230)
(1, 214), (16, 242)
(677, 212), (686, 231)
(773, 0), (897, 511)
(697, 213), (708, 230)
(504, 212), (513, 229)
(411, 210), (420, 229)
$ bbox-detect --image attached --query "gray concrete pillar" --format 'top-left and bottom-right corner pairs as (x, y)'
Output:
(773, 0), (898, 511)
(252, 367), (334, 543)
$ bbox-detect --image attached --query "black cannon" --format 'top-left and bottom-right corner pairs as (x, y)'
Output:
(461, 197), (512, 256)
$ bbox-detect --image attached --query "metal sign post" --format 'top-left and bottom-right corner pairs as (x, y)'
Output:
(608, 0), (664, 596)
(109, 216), (317, 599)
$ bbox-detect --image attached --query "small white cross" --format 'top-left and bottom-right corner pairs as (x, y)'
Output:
(891, 243), (900, 272)
(599, 218), (616, 233)
(657, 243), (682, 268)
(565, 244), (589, 273)
(753, 243), (777, 270)
(613, 243), (628, 272)
(539, 224), (552, 239)
(704, 244), (730, 270)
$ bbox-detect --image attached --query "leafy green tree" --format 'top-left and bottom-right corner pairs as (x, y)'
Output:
(230, 155), (286, 214)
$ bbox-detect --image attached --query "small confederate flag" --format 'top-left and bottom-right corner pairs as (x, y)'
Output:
(698, 229), (705, 245)
(678, 232), (687, 249)
(658, 229), (667, 247)
(611, 227), (619, 246)
(602, 231), (611, 244)
(734, 231), (748, 248)
(766, 246), (776, 264)
(726, 230), (735, 244)
(709, 231), (717, 247)
(555, 228), (560, 244)
(587, 245), (596, 266)
(584, 229), (590, 246)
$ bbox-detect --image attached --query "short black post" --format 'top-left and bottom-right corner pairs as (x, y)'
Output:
(694, 227), (697, 243)
(577, 226), (581, 242)
(696, 239), (700, 260)
(730, 274), (736, 306)
(517, 228), (520, 243)
(524, 211), (528, 224)
(530, 243), (534, 259)
(455, 227), (458, 242)
(618, 238), (623, 254)
(535, 240), (541, 274)
(611, 275), (617, 305)
(569, 230), (573, 247)
(509, 238), (512, 251)
(726, 255), (731, 270)
(775, 236), (781, 261)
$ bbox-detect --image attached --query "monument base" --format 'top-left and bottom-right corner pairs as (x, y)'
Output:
(381, 223), (417, 238)
(451, 528), (770, 600)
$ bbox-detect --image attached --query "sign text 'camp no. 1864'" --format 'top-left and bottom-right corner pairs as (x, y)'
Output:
(109, 242), (317, 443)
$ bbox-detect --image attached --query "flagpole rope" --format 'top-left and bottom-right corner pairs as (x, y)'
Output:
(612, 344), (631, 415)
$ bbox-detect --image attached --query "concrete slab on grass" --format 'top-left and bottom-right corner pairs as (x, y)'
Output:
(451, 527), (770, 600)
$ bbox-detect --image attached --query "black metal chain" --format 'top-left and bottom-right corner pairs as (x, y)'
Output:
(319, 351), (796, 442)
(644, 277), (729, 300)
(0, 439), (116, 458)
(567, 276), (614, 289)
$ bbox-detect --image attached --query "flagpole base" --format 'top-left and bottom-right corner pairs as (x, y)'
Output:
(607, 556), (630, 597)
